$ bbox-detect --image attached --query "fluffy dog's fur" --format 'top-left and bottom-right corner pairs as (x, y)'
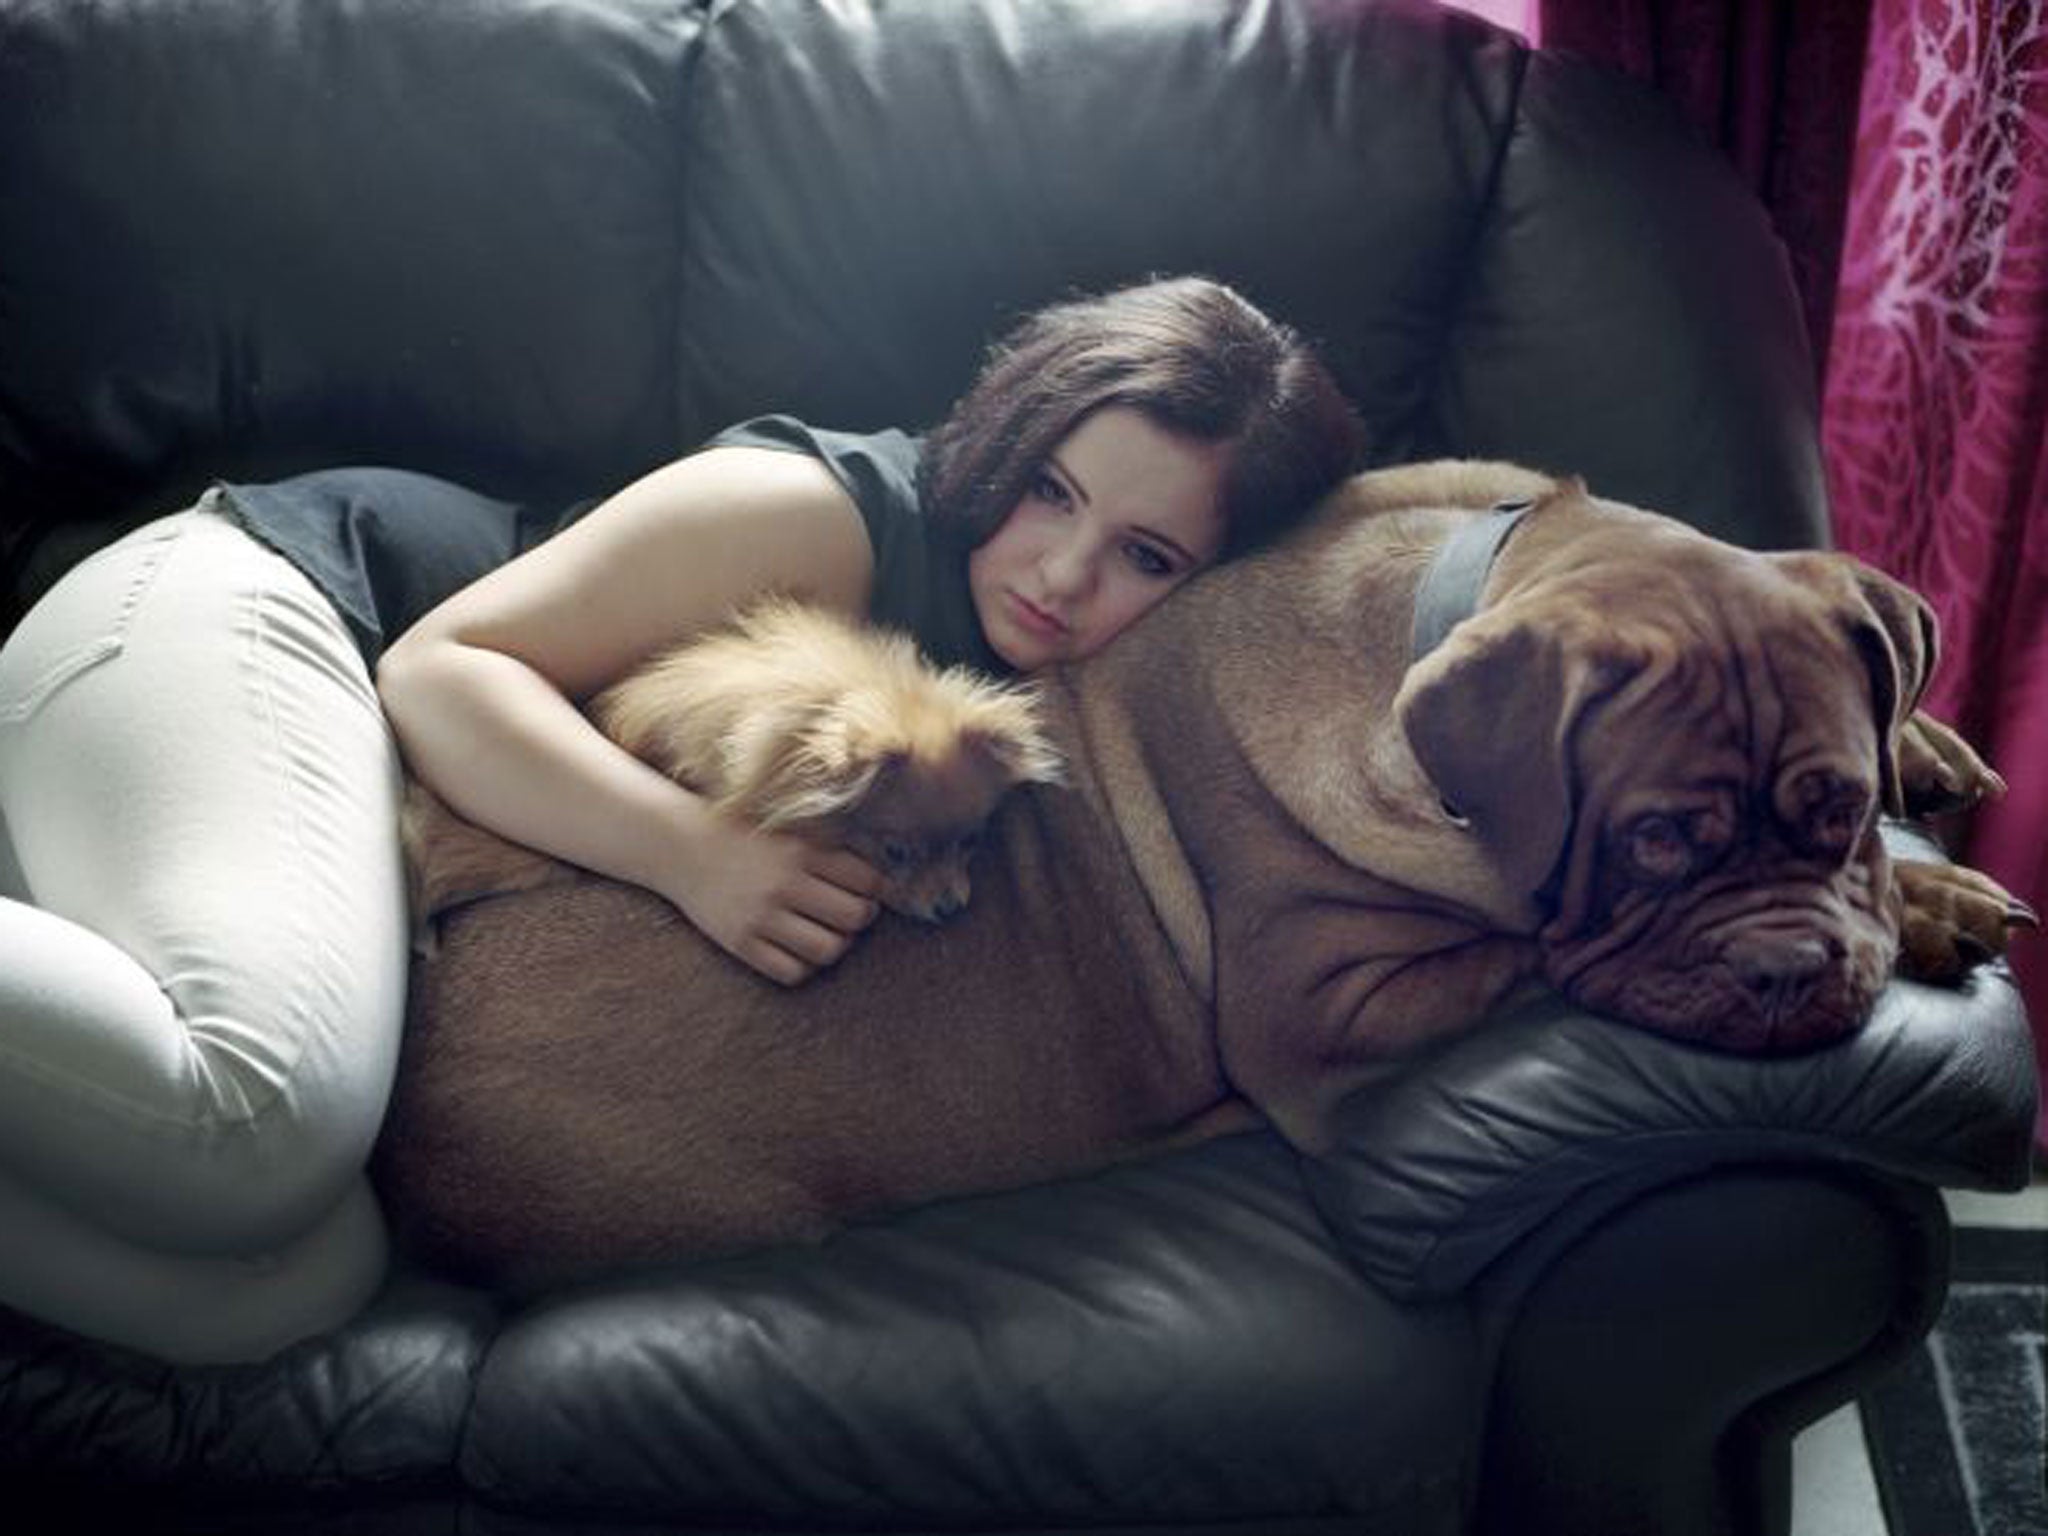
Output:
(401, 598), (1064, 943)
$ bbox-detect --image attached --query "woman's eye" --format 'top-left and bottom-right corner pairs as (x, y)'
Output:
(1124, 542), (1174, 578)
(1029, 470), (1070, 509)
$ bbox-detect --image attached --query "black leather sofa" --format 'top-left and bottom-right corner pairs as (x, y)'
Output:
(0, 2), (2036, 1534)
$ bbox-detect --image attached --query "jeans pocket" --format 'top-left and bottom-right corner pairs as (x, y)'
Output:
(0, 510), (194, 725)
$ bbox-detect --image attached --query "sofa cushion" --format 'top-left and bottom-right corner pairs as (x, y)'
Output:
(0, 1273), (493, 1503)
(1418, 45), (1832, 550)
(461, 1133), (1478, 1531)
(0, 0), (693, 531)
(670, 0), (1522, 459)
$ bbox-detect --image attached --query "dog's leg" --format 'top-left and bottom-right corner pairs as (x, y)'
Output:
(401, 780), (583, 954)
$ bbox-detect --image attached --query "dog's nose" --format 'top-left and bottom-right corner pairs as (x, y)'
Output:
(1725, 932), (1833, 1021)
(931, 890), (968, 923)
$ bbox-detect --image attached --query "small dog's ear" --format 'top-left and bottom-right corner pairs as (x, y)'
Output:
(966, 719), (1065, 787)
(720, 708), (889, 830)
(958, 688), (1065, 786)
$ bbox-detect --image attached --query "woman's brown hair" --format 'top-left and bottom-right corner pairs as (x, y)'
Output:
(920, 276), (1364, 560)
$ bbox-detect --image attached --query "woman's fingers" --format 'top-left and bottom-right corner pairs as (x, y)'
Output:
(676, 831), (887, 986)
(748, 908), (860, 987)
(808, 846), (885, 900)
(740, 939), (813, 989)
(738, 859), (884, 986)
(789, 853), (882, 935)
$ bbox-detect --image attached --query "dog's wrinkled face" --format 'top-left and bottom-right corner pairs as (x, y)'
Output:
(1536, 619), (1898, 1050)
(1400, 512), (1933, 1053)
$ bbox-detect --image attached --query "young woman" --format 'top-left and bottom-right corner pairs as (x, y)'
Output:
(0, 276), (1362, 1362)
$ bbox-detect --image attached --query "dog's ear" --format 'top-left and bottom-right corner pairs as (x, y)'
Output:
(958, 690), (1066, 788)
(1843, 560), (1938, 700)
(1396, 611), (1630, 902)
(718, 707), (890, 830)
(1849, 561), (1937, 817)
(1776, 551), (1938, 816)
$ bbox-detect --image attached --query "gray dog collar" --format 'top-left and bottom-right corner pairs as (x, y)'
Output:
(1410, 498), (1534, 662)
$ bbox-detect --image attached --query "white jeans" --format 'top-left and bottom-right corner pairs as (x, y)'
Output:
(0, 501), (407, 1361)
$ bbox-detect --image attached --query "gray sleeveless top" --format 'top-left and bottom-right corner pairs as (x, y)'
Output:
(214, 415), (999, 672)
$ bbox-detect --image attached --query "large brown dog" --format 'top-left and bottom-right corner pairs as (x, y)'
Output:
(374, 462), (2026, 1290)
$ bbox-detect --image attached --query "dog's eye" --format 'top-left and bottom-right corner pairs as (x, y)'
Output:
(1814, 798), (1866, 851)
(880, 840), (915, 870)
(1625, 814), (1693, 884)
(1793, 773), (1871, 858)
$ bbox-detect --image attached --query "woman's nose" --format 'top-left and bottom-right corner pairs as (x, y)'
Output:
(1039, 530), (1095, 596)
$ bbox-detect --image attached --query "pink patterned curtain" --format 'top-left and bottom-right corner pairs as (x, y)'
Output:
(1543, 0), (2048, 1139)
(1822, 1), (2048, 1143)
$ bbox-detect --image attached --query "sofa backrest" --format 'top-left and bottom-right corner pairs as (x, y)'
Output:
(0, 0), (1830, 627)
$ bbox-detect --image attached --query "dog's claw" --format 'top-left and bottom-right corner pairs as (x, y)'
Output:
(2007, 899), (2041, 931)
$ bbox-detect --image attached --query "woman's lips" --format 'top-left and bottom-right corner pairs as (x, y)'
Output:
(1006, 591), (1067, 639)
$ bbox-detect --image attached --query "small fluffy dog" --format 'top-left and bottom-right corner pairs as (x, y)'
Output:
(401, 598), (1064, 945)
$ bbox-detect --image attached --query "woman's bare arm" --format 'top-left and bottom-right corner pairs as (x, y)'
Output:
(376, 446), (885, 984)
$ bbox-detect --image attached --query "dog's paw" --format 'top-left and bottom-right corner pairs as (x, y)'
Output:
(1894, 858), (2038, 984)
(1897, 711), (2005, 816)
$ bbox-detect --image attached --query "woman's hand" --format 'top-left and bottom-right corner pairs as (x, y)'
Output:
(376, 442), (888, 987)
(658, 810), (883, 987)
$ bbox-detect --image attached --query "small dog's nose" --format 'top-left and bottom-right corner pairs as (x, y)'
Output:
(1725, 932), (1832, 1021)
(931, 890), (968, 923)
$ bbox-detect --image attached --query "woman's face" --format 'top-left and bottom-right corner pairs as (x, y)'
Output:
(967, 406), (1229, 671)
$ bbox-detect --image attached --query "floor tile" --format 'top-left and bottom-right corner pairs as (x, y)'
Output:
(1791, 1169), (2045, 1534)
(1792, 1403), (1888, 1536)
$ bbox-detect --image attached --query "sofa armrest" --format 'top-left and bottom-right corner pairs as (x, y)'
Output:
(1304, 922), (2037, 1300)
(1475, 1167), (1950, 1536)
